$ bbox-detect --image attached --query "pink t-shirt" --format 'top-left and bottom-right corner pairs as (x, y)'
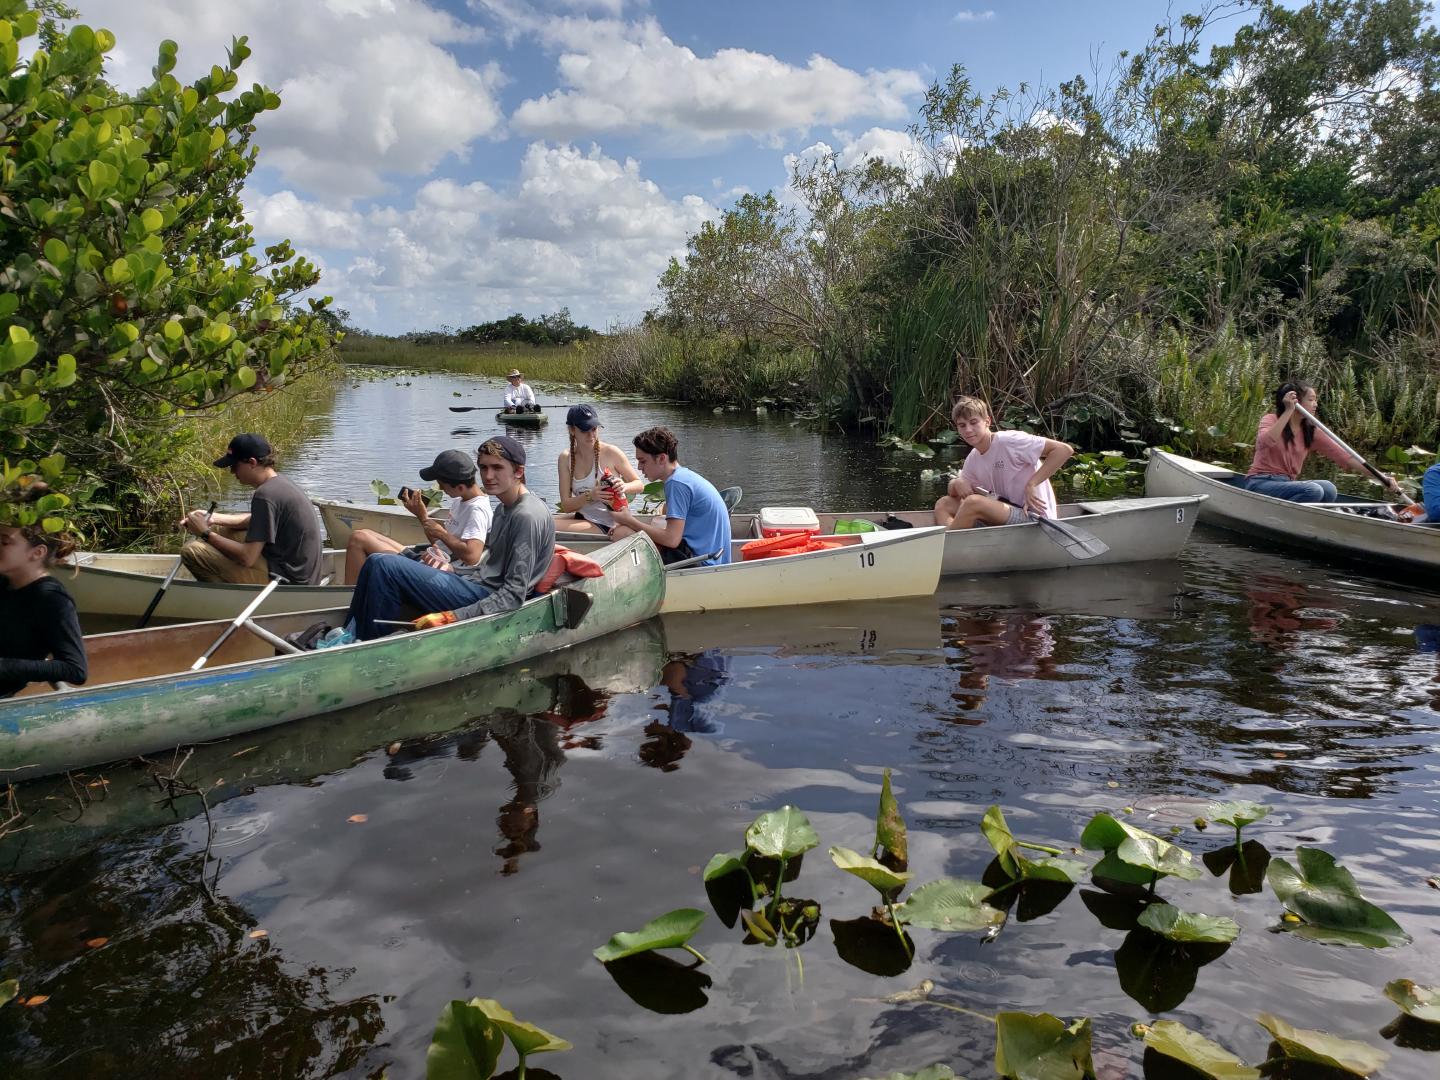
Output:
(960, 430), (1058, 518)
(1247, 414), (1354, 479)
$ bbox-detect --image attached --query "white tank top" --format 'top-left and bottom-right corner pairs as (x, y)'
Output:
(570, 454), (615, 527)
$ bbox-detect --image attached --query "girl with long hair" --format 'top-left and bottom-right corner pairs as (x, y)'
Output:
(1, 494), (87, 698)
(556, 404), (643, 533)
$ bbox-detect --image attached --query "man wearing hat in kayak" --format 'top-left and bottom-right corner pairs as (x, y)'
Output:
(342, 448), (494, 585)
(503, 369), (538, 413)
(178, 432), (324, 585)
(343, 435), (556, 640)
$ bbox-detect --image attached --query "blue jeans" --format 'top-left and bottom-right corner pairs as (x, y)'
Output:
(1242, 474), (1338, 503)
(346, 553), (491, 640)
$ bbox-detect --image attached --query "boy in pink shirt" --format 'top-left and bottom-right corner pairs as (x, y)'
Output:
(932, 396), (1075, 529)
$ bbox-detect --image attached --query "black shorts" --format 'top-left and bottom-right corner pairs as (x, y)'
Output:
(659, 539), (697, 566)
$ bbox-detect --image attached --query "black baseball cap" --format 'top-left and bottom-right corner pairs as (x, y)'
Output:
(419, 449), (477, 484)
(566, 404), (600, 431)
(478, 434), (526, 467)
(213, 433), (273, 468)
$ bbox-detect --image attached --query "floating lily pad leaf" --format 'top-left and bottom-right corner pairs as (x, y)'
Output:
(1022, 857), (1087, 884)
(876, 768), (908, 867)
(982, 804), (1021, 875)
(896, 878), (1005, 932)
(1266, 847), (1410, 948)
(703, 849), (748, 882)
(427, 1000), (504, 1080)
(860, 1066), (956, 1080)
(1093, 848), (1201, 888)
(466, 999), (571, 1058)
(1137, 903), (1240, 944)
(746, 806), (819, 860)
(593, 908), (706, 963)
(1142, 1020), (1259, 1080)
(1207, 801), (1270, 830)
(1082, 813), (1201, 880)
(1256, 1013), (1388, 1076)
(983, 806), (1084, 882)
(1385, 980), (1440, 1024)
(995, 1011), (1095, 1080)
(831, 845), (912, 893)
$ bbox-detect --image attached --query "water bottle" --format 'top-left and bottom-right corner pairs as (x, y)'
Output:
(600, 468), (628, 511)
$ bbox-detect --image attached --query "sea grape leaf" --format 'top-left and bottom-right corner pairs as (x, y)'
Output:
(746, 806), (819, 860)
(830, 845), (912, 893)
(995, 1011), (1095, 1080)
(1082, 813), (1201, 880)
(593, 908), (706, 963)
(1384, 980), (1440, 1024)
(1266, 847), (1410, 948)
(860, 1067), (957, 1080)
(1256, 1013), (1388, 1076)
(466, 998), (571, 1058)
(895, 878), (1004, 932)
(1142, 1020), (1259, 1080)
(1207, 800), (1269, 830)
(875, 768), (908, 867)
(703, 849), (747, 882)
(427, 999), (504, 1080)
(1136, 903), (1240, 944)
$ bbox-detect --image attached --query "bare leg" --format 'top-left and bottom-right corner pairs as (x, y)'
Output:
(608, 524), (637, 541)
(951, 493), (1015, 530)
(933, 494), (960, 527)
(345, 528), (407, 584)
(554, 514), (606, 534)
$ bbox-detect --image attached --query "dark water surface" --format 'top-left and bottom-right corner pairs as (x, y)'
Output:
(5, 371), (1440, 1078)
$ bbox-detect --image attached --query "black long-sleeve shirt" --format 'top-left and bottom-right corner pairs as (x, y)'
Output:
(0, 576), (88, 698)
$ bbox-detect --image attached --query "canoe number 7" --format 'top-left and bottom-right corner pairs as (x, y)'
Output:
(858, 551), (875, 568)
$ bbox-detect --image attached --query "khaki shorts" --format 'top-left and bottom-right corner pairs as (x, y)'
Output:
(180, 527), (272, 584)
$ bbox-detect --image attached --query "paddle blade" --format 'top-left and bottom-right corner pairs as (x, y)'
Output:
(719, 486), (743, 511)
(1036, 516), (1109, 560)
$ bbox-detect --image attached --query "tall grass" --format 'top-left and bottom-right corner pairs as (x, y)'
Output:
(339, 336), (589, 382)
(585, 326), (816, 408)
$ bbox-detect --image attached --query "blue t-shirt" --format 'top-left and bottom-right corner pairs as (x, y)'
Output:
(664, 465), (732, 565)
(1424, 462), (1440, 521)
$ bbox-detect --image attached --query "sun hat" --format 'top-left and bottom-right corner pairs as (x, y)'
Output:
(507, 369), (522, 378)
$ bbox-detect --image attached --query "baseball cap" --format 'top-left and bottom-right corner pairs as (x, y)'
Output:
(478, 434), (526, 466)
(419, 448), (477, 484)
(566, 404), (600, 431)
(213, 433), (273, 468)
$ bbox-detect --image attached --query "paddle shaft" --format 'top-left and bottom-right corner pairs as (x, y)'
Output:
(976, 487), (1109, 559)
(189, 575), (284, 671)
(1293, 403), (1399, 493)
(450, 402), (669, 412)
(137, 501), (217, 628)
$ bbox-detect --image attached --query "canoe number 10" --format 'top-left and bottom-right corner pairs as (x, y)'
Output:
(858, 551), (875, 568)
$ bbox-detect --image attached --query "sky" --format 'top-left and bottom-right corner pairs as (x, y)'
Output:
(69, 1), (1251, 335)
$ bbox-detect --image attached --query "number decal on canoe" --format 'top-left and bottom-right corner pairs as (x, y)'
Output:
(1176, 507), (1185, 524)
(858, 551), (875, 568)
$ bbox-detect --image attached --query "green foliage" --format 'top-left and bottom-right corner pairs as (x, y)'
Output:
(859, 1067), (956, 1080)
(0, 1), (337, 536)
(1139, 1020), (1259, 1080)
(593, 908), (707, 964)
(874, 768), (908, 866)
(0, 977), (16, 1007)
(994, 1012), (1095, 1080)
(829, 845), (912, 893)
(1384, 979), (1440, 1024)
(1136, 903), (1240, 944)
(1081, 812), (1202, 886)
(1255, 1013), (1388, 1076)
(427, 1000), (505, 1080)
(893, 878), (1004, 933)
(981, 805), (1086, 883)
(745, 806), (820, 860)
(1267, 846), (1410, 947)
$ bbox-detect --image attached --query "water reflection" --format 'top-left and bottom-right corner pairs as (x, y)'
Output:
(942, 611), (1059, 713)
(1245, 574), (1340, 652)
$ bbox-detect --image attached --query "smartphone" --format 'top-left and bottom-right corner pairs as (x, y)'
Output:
(398, 486), (415, 501)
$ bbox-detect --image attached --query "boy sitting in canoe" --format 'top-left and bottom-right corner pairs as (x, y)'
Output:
(932, 396), (1074, 529)
(343, 435), (555, 640)
(608, 426), (733, 565)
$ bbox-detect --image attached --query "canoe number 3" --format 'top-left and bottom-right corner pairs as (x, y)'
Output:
(858, 551), (875, 568)
(1176, 507), (1186, 524)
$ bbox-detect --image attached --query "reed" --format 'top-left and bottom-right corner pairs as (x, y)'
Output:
(585, 326), (815, 408)
(338, 336), (589, 382)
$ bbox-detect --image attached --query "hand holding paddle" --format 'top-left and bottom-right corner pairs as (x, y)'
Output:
(137, 500), (216, 628)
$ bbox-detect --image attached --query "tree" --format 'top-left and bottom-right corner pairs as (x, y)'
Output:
(0, 0), (337, 536)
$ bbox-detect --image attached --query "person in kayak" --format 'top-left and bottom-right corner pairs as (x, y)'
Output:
(343, 435), (555, 640)
(503, 369), (539, 413)
(932, 396), (1074, 528)
(556, 404), (643, 535)
(608, 426), (732, 566)
(1242, 382), (1402, 503)
(0, 498), (87, 698)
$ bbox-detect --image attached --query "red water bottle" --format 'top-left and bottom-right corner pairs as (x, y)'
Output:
(600, 467), (628, 511)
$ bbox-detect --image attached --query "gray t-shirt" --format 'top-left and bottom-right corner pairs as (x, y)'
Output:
(452, 491), (555, 618)
(246, 474), (323, 585)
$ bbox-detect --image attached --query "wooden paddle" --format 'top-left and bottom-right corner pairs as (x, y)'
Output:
(1293, 402), (1407, 497)
(137, 501), (216, 628)
(979, 488), (1109, 560)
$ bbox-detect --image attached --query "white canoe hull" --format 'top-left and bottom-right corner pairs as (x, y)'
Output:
(1144, 449), (1440, 572)
(61, 550), (354, 621)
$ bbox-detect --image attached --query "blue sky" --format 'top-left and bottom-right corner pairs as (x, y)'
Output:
(75, 1), (1253, 334)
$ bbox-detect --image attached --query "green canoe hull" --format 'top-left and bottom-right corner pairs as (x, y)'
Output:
(496, 410), (548, 426)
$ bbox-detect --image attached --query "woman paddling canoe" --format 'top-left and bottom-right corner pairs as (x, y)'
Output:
(1242, 381), (1403, 503)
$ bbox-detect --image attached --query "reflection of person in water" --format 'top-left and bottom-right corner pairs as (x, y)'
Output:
(639, 652), (731, 771)
(1245, 577), (1339, 651)
(946, 613), (1057, 712)
(1418, 625), (1440, 712)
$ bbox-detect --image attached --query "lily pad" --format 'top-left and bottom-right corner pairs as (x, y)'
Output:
(0, 979), (15, 1008)
(1384, 979), (1440, 1024)
(702, 849), (748, 882)
(895, 878), (1005, 932)
(593, 908), (707, 963)
(875, 768), (908, 867)
(830, 845), (912, 893)
(1206, 800), (1269, 830)
(982, 806), (1085, 883)
(1256, 1013), (1388, 1076)
(1266, 847), (1410, 948)
(995, 1011), (1095, 1080)
(1082, 813), (1201, 881)
(1137, 903), (1240, 944)
(982, 804), (1023, 875)
(746, 806), (819, 860)
(861, 1067), (956, 1080)
(465, 999), (571, 1059)
(427, 1000), (505, 1080)
(1142, 1020), (1259, 1080)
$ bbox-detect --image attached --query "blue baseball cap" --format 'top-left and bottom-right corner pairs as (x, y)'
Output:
(566, 404), (600, 431)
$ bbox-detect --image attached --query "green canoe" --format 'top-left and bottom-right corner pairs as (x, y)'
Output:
(496, 410), (548, 426)
(0, 535), (664, 783)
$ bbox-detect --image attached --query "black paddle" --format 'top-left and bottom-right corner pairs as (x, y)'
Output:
(138, 501), (216, 627)
(980, 488), (1109, 560)
(1294, 402), (1408, 498)
(449, 401), (671, 412)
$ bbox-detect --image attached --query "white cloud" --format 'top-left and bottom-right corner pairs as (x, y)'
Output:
(953, 9), (996, 22)
(492, 10), (923, 144)
(78, 0), (504, 199)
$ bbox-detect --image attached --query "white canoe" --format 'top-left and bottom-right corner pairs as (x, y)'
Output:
(1145, 449), (1440, 572)
(317, 496), (1205, 576)
(60, 549), (354, 621)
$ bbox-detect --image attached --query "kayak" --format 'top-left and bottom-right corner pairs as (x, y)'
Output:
(1144, 450), (1440, 573)
(0, 535), (664, 782)
(497, 410), (548, 426)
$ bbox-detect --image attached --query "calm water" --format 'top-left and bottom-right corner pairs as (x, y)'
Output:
(4, 371), (1440, 1078)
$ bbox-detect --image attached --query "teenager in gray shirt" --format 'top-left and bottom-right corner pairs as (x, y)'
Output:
(344, 435), (555, 640)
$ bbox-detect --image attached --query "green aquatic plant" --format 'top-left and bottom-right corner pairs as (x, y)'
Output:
(1206, 800), (1270, 847)
(1135, 903), (1240, 944)
(593, 908), (707, 964)
(427, 997), (570, 1080)
(1256, 1013), (1388, 1077)
(873, 768), (908, 867)
(1135, 1020), (1259, 1080)
(894, 878), (1005, 934)
(0, 978), (15, 1008)
(831, 768), (915, 955)
(706, 806), (822, 953)
(859, 1067), (956, 1080)
(830, 845), (913, 956)
(1080, 812), (1201, 892)
(1384, 979), (1440, 1024)
(994, 1011), (1095, 1080)
(981, 805), (1086, 884)
(1266, 847), (1410, 948)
